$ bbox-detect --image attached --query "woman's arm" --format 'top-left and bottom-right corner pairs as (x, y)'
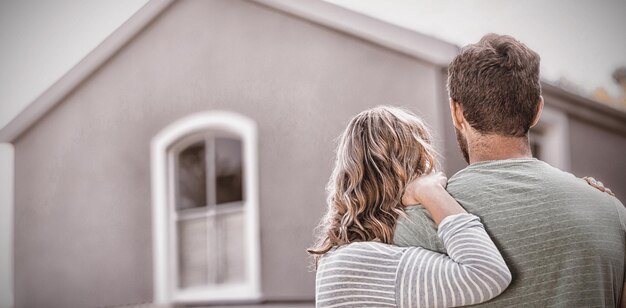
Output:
(396, 214), (512, 307)
(397, 172), (512, 307)
(402, 172), (466, 225)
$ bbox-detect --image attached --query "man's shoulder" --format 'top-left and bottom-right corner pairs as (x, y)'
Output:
(447, 158), (578, 191)
(610, 196), (626, 230)
(444, 158), (624, 223)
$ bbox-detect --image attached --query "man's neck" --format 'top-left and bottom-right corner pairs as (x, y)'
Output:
(468, 134), (533, 164)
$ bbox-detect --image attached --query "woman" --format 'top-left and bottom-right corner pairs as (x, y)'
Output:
(308, 105), (511, 307)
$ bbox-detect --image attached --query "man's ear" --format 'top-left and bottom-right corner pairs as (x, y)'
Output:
(530, 96), (544, 128)
(449, 99), (465, 131)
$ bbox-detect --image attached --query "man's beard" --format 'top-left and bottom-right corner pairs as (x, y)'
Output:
(455, 128), (470, 164)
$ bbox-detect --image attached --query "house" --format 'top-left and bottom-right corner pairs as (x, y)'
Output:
(1, 0), (625, 307)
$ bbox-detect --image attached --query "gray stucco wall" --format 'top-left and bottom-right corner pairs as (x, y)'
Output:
(13, 1), (445, 306)
(436, 70), (469, 175)
(568, 117), (626, 201)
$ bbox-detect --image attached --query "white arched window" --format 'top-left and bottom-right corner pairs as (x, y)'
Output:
(151, 111), (261, 304)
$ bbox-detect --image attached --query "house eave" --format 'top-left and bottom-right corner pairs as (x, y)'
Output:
(541, 81), (626, 135)
(252, 0), (460, 66)
(2, 0), (624, 143)
(0, 0), (176, 143)
(0, 0), (461, 144)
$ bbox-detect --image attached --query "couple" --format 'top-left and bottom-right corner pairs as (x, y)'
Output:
(309, 33), (626, 307)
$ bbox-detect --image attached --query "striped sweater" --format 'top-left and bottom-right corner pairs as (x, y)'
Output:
(316, 213), (512, 307)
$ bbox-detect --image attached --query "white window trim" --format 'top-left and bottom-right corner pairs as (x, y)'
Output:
(532, 105), (571, 171)
(151, 111), (261, 304)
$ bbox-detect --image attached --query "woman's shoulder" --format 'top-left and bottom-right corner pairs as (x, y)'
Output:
(323, 241), (406, 261)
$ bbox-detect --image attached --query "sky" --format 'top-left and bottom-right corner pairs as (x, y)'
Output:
(0, 0), (150, 127)
(0, 1), (624, 306)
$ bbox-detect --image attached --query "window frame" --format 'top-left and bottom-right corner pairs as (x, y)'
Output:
(151, 111), (261, 304)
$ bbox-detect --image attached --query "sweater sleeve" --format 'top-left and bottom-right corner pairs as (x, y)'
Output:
(395, 213), (512, 307)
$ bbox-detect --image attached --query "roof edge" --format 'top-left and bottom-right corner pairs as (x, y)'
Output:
(542, 82), (626, 135)
(0, 0), (458, 143)
(3, 0), (623, 142)
(0, 0), (175, 143)
(252, 0), (459, 66)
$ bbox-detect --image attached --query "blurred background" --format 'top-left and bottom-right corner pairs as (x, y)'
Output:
(0, 0), (625, 307)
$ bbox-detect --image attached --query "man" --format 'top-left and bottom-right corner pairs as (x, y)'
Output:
(394, 33), (626, 307)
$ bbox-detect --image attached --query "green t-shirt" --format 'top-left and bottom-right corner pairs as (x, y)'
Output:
(394, 158), (626, 307)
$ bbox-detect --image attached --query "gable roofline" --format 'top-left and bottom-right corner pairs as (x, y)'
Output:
(0, 0), (460, 143)
(0, 0), (176, 143)
(2, 0), (624, 142)
(253, 0), (460, 65)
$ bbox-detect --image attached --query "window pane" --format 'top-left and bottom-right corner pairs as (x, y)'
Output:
(214, 138), (243, 204)
(177, 142), (207, 210)
(217, 210), (246, 284)
(206, 216), (219, 286)
(177, 218), (208, 288)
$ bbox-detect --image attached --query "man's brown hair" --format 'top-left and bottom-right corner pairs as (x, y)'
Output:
(447, 33), (541, 137)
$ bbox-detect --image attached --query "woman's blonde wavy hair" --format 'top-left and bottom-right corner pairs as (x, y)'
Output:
(308, 105), (439, 264)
